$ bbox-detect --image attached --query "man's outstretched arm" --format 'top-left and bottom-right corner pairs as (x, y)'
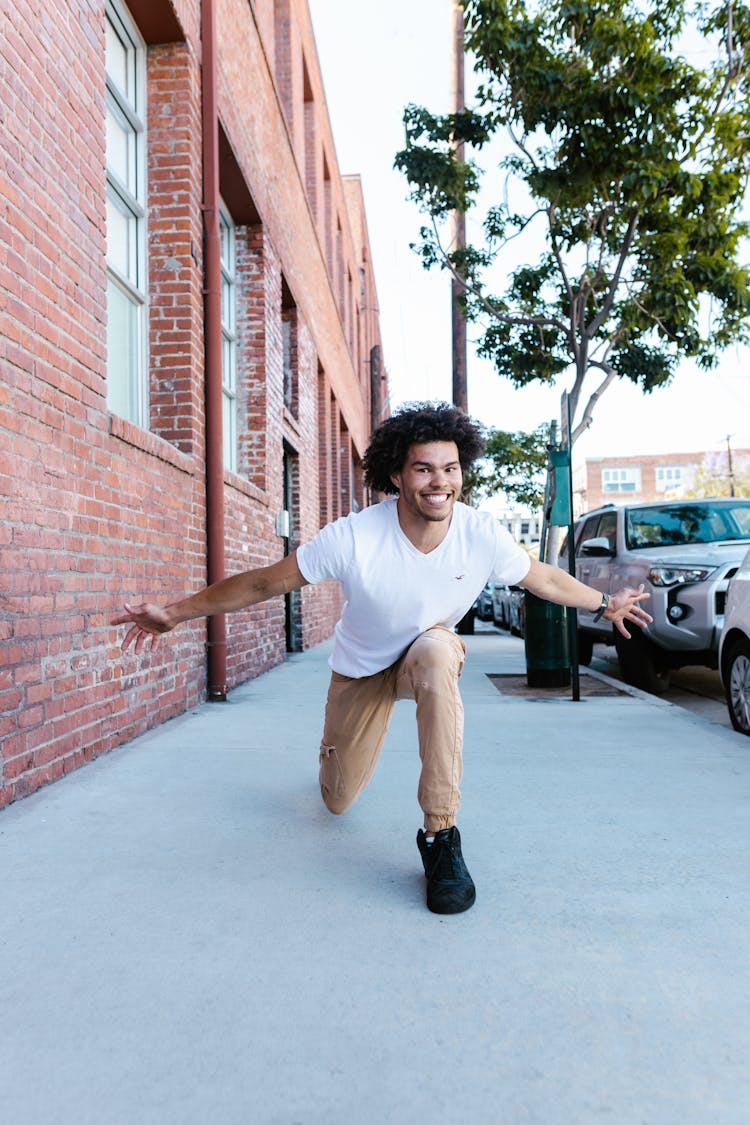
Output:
(519, 557), (652, 639)
(113, 551), (308, 654)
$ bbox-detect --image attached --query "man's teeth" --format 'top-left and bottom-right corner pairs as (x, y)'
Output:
(424, 494), (449, 504)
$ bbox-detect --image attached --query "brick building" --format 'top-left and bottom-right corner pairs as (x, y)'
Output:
(1, 0), (388, 807)
(573, 448), (750, 514)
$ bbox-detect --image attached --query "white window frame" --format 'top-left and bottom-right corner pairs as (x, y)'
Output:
(602, 466), (641, 493)
(219, 201), (237, 473)
(105, 0), (147, 424)
(656, 465), (688, 493)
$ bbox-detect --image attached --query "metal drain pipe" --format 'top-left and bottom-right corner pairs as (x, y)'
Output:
(201, 0), (227, 700)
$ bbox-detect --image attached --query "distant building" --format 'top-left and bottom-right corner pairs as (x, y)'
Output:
(573, 449), (750, 515)
(494, 510), (543, 552)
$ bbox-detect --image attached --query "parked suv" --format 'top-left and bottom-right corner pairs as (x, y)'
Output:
(559, 499), (750, 694)
(719, 545), (750, 734)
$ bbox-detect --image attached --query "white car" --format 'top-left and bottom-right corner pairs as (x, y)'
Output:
(719, 544), (750, 734)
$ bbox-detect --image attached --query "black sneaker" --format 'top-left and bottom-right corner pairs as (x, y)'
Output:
(416, 826), (476, 914)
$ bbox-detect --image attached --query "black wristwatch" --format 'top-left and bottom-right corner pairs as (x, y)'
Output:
(592, 592), (610, 622)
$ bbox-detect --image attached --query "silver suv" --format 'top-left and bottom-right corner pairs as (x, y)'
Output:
(560, 499), (750, 693)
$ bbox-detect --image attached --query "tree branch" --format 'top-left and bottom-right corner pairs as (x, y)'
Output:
(547, 203), (579, 362)
(626, 287), (680, 341)
(507, 122), (539, 170)
(586, 206), (639, 337)
(571, 365), (619, 444)
(429, 215), (568, 331)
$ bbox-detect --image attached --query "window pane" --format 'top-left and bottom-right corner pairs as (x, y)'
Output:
(222, 334), (235, 393)
(221, 275), (233, 331)
(106, 191), (137, 283)
(222, 390), (236, 472)
(219, 213), (231, 266)
(105, 16), (129, 96)
(106, 278), (138, 420)
(106, 101), (134, 191)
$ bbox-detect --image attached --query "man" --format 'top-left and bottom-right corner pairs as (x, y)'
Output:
(115, 403), (651, 915)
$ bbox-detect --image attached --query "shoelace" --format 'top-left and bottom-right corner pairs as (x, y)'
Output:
(428, 838), (468, 880)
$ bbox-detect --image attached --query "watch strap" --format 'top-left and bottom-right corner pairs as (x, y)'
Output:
(592, 592), (610, 622)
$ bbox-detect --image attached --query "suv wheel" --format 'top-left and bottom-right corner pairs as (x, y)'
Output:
(577, 632), (594, 666)
(615, 630), (671, 695)
(456, 608), (475, 635)
(726, 638), (750, 735)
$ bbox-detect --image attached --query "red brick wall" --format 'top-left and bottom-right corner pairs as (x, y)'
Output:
(147, 42), (205, 454)
(0, 0), (383, 809)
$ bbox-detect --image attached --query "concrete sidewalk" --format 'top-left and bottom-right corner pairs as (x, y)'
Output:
(2, 630), (750, 1124)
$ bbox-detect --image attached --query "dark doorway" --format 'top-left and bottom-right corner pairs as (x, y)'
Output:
(283, 443), (302, 652)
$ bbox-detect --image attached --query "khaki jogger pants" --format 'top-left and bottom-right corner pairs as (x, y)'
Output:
(318, 625), (467, 833)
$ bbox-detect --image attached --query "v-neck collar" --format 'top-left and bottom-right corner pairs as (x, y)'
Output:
(390, 497), (457, 559)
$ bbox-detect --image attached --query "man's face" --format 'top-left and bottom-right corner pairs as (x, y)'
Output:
(390, 441), (463, 523)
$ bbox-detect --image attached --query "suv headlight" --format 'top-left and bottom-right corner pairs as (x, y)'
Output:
(647, 565), (716, 587)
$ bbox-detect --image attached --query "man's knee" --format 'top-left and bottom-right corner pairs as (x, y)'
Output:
(319, 743), (355, 815)
(407, 630), (463, 683)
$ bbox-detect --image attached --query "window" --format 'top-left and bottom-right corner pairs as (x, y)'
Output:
(626, 501), (750, 548)
(656, 465), (688, 493)
(597, 511), (617, 551)
(105, 0), (147, 424)
(602, 467), (641, 493)
(281, 281), (298, 416)
(219, 202), (237, 472)
(575, 515), (602, 555)
(282, 318), (293, 411)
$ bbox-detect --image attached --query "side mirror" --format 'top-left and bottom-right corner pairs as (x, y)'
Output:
(580, 536), (614, 557)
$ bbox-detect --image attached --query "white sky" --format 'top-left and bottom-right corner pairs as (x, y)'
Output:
(307, 0), (750, 466)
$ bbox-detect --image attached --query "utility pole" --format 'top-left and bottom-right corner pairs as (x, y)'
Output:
(726, 434), (736, 496)
(450, 1), (468, 412)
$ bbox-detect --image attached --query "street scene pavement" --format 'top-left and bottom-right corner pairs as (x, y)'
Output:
(2, 628), (750, 1125)
(586, 641), (731, 731)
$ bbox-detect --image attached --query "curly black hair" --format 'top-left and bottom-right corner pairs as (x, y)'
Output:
(362, 401), (486, 495)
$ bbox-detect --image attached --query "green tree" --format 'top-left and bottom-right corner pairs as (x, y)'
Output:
(463, 424), (550, 507)
(672, 453), (750, 496)
(396, 0), (750, 446)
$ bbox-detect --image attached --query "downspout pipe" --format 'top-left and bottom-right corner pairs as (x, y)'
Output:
(201, 0), (228, 701)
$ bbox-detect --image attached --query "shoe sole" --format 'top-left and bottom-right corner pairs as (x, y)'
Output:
(426, 887), (476, 914)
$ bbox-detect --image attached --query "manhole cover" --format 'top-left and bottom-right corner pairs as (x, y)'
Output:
(487, 673), (629, 699)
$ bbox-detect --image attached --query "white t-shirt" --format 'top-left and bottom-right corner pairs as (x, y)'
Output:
(296, 498), (531, 677)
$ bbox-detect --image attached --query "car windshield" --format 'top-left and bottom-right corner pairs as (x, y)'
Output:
(625, 502), (750, 549)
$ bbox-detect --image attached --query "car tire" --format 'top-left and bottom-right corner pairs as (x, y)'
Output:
(456, 608), (475, 635)
(577, 632), (594, 666)
(615, 630), (671, 695)
(726, 638), (750, 735)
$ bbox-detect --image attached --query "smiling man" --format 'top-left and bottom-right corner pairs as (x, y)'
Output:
(115, 402), (651, 915)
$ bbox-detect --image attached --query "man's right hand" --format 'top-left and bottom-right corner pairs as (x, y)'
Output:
(113, 602), (177, 653)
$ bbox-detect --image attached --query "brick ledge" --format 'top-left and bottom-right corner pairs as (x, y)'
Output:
(224, 469), (269, 506)
(108, 414), (196, 475)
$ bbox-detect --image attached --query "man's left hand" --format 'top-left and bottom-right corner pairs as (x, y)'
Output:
(605, 584), (653, 638)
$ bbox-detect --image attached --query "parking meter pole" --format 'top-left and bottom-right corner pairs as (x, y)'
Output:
(563, 396), (580, 701)
(567, 527), (580, 701)
(525, 432), (572, 689)
(538, 420), (557, 565)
